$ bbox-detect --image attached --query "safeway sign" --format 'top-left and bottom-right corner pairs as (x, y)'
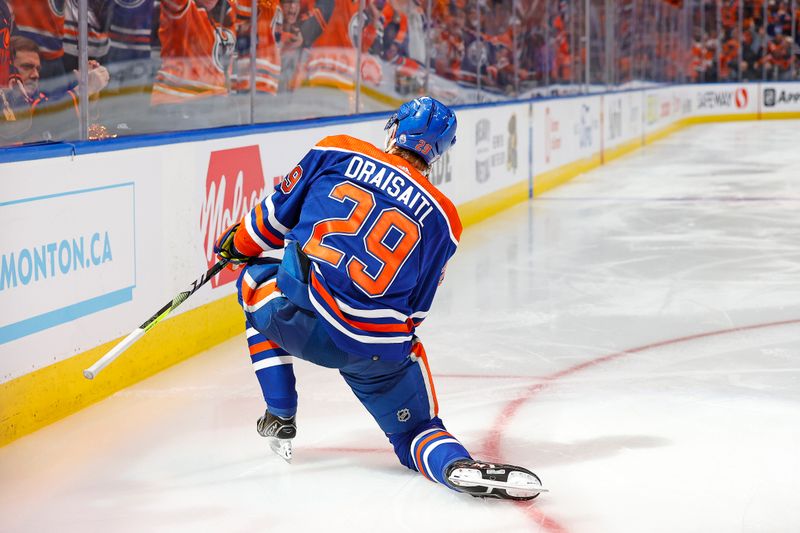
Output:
(693, 85), (755, 115)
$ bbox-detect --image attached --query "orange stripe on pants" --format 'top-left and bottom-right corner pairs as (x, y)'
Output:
(412, 342), (439, 417)
(415, 431), (448, 481)
(248, 340), (280, 355)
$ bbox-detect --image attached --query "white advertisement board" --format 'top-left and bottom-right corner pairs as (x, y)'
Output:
(2, 83), (795, 384)
(440, 103), (529, 204)
(0, 106), (534, 382)
(0, 150), (165, 381)
(689, 83), (756, 117)
(761, 83), (800, 112)
(642, 86), (687, 134)
(1, 184), (136, 345)
(603, 90), (643, 150)
(532, 95), (602, 174)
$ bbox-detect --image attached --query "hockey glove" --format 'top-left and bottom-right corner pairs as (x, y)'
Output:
(214, 222), (251, 268)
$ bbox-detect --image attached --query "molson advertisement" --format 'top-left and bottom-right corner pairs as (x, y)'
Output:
(201, 145), (270, 288)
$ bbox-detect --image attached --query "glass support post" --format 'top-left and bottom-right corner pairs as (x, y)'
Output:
(544, 0), (551, 88)
(762, 0), (768, 80)
(737, 0), (743, 80)
(476, 3), (482, 102)
(715, 0), (721, 81)
(792, 0), (797, 78)
(355, 0), (365, 113)
(570, 1), (576, 87)
(249, 0), (258, 124)
(78, 0), (89, 140)
(512, 6), (520, 97)
(584, 0), (590, 93)
(424, 0), (432, 94)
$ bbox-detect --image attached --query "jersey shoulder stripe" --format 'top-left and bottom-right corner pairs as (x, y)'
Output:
(313, 135), (463, 244)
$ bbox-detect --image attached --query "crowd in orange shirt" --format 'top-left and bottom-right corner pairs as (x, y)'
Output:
(3, 0), (800, 145)
(691, 0), (797, 82)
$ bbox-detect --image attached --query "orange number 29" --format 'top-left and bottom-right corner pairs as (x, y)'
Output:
(303, 182), (421, 297)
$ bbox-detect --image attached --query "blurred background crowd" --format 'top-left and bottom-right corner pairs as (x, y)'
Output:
(1, 0), (799, 147)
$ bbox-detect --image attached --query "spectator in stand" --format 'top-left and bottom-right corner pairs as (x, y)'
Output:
(1, 0), (12, 86)
(62, 0), (110, 73)
(281, 0), (384, 96)
(741, 18), (763, 79)
(291, 0), (386, 51)
(487, 41), (515, 93)
(482, 1), (515, 93)
(553, 14), (571, 84)
(233, 0), (282, 95)
(760, 31), (792, 78)
(403, 0), (426, 66)
(11, 36), (45, 97)
(703, 30), (719, 82)
(10, 0), (69, 92)
(276, 0), (304, 92)
(151, 0), (238, 129)
(458, 2), (484, 85)
(105, 0), (155, 82)
(380, 0), (427, 97)
(430, 4), (465, 82)
(514, 1), (538, 87)
(769, 1), (792, 37)
(96, 0), (157, 134)
(375, 0), (409, 62)
(9, 35), (110, 141)
(2, 0), (34, 144)
(720, 29), (740, 80)
(690, 36), (706, 82)
(752, 24), (769, 69)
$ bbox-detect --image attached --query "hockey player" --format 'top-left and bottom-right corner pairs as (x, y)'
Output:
(214, 96), (544, 500)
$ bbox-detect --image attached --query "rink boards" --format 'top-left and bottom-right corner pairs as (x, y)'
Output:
(2, 81), (799, 445)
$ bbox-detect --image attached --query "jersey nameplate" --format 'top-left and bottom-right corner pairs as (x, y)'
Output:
(343, 155), (434, 223)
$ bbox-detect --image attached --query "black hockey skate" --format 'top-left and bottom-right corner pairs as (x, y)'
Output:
(256, 410), (296, 463)
(445, 459), (547, 501)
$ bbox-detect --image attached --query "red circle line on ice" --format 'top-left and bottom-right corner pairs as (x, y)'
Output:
(478, 317), (800, 532)
(305, 317), (800, 532)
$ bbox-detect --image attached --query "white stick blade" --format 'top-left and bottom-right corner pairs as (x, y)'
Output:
(82, 328), (146, 380)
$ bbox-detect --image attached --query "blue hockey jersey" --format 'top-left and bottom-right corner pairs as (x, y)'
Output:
(234, 135), (462, 360)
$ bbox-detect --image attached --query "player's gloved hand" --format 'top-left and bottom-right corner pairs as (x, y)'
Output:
(214, 222), (250, 269)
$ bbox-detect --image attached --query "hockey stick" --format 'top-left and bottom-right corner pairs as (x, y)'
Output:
(83, 258), (231, 380)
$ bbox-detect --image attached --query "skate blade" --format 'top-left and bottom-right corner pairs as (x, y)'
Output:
(268, 438), (293, 463)
(449, 468), (548, 497)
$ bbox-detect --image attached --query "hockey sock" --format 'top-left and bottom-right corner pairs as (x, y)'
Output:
(409, 420), (471, 488)
(246, 324), (298, 418)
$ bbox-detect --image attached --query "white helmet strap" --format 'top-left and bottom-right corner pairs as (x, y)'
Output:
(384, 123), (398, 153)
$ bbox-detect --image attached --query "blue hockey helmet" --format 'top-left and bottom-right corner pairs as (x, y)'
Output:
(384, 97), (457, 166)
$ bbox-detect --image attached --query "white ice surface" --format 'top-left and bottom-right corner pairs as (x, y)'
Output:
(2, 121), (800, 533)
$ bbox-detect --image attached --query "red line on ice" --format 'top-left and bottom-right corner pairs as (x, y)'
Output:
(479, 317), (800, 532)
